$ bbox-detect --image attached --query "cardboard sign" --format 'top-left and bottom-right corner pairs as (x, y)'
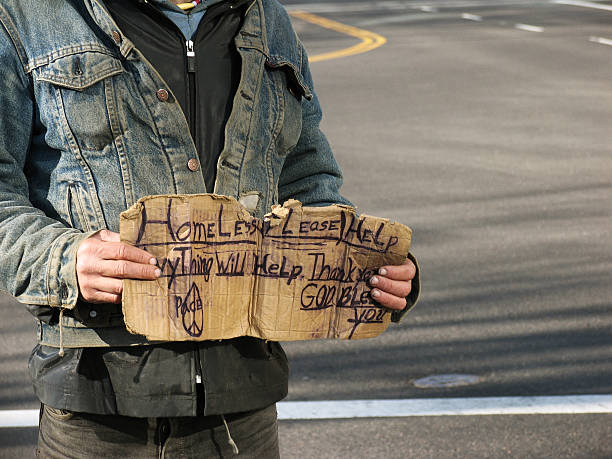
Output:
(120, 195), (412, 341)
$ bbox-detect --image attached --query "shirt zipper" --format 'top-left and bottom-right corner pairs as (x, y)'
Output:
(186, 39), (196, 70)
(138, 2), (202, 388)
(195, 350), (202, 384)
(186, 39), (197, 138)
(184, 38), (202, 390)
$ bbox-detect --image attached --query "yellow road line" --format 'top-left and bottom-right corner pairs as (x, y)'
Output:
(289, 10), (387, 63)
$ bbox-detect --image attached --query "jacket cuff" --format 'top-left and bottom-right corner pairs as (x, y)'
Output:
(391, 252), (420, 323)
(46, 230), (98, 309)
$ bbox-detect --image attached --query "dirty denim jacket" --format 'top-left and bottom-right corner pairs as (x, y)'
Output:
(0, 0), (361, 342)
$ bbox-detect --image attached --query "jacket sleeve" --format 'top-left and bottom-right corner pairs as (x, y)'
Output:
(0, 22), (90, 309)
(277, 40), (420, 321)
(277, 41), (353, 208)
(390, 253), (420, 322)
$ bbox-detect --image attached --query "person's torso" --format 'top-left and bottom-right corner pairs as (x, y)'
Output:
(1, 0), (310, 416)
(2, 0), (311, 234)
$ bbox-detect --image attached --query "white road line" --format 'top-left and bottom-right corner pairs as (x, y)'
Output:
(0, 410), (38, 428)
(515, 23), (544, 32)
(551, 0), (612, 12)
(278, 396), (612, 419)
(2, 396), (612, 427)
(462, 13), (483, 21)
(590, 36), (612, 47)
(418, 5), (439, 13)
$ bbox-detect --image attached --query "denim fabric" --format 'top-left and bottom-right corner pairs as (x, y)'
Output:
(37, 403), (280, 458)
(0, 0), (350, 319)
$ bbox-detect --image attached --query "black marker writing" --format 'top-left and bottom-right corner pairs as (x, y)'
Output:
(253, 254), (302, 285)
(300, 283), (337, 310)
(215, 251), (247, 277)
(308, 252), (356, 283)
(347, 307), (387, 339)
(175, 282), (204, 337)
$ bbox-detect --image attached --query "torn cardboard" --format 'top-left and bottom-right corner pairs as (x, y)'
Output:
(120, 194), (412, 341)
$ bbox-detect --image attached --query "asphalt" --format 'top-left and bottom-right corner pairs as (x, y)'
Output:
(1, 0), (611, 457)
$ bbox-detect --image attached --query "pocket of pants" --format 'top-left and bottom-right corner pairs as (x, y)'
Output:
(44, 404), (74, 421)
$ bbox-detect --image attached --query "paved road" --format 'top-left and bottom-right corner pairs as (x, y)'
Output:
(1, 0), (611, 457)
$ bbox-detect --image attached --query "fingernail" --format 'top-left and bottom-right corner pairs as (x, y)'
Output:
(369, 276), (379, 286)
(154, 268), (161, 277)
(371, 289), (380, 298)
(378, 267), (387, 276)
(149, 258), (157, 265)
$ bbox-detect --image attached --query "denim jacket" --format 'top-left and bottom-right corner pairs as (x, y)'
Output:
(0, 0), (352, 324)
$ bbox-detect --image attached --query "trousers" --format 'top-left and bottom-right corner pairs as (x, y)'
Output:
(37, 403), (280, 459)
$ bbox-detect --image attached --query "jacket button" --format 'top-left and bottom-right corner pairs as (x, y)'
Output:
(187, 158), (199, 171)
(112, 31), (122, 45)
(156, 89), (169, 102)
(89, 310), (97, 318)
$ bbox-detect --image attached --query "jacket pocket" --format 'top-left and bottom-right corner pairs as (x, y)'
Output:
(264, 61), (306, 156)
(37, 51), (123, 90)
(44, 404), (74, 422)
(35, 51), (123, 153)
(65, 183), (91, 232)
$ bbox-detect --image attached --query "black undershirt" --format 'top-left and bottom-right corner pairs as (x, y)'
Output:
(104, 0), (248, 191)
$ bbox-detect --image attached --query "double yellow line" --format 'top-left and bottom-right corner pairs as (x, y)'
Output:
(290, 10), (387, 63)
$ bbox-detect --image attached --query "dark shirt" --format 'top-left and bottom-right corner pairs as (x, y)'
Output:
(107, 0), (243, 191)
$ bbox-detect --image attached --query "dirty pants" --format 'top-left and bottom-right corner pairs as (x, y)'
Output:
(37, 403), (279, 458)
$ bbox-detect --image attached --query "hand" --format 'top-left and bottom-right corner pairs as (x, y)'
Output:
(368, 258), (416, 310)
(76, 229), (161, 304)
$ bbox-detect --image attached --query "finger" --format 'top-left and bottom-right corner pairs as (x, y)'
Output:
(83, 276), (124, 296)
(369, 275), (412, 298)
(370, 288), (407, 310)
(378, 258), (416, 281)
(86, 289), (122, 305)
(97, 242), (157, 265)
(95, 259), (161, 280)
(98, 229), (120, 243)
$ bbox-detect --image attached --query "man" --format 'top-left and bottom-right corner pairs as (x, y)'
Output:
(0, 0), (418, 456)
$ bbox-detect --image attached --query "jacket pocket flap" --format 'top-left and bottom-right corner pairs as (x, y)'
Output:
(265, 57), (312, 101)
(37, 52), (123, 90)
